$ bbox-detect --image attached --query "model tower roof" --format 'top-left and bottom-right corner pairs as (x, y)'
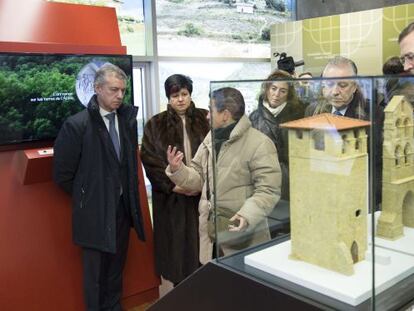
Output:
(280, 113), (371, 131)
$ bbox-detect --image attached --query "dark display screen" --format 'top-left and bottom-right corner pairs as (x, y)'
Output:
(0, 53), (133, 147)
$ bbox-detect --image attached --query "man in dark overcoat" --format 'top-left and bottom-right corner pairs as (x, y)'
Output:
(53, 63), (145, 311)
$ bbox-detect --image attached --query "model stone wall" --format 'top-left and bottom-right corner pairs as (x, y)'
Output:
(282, 114), (370, 275)
(377, 95), (414, 239)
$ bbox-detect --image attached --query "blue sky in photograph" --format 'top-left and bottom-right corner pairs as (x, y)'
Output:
(120, 0), (144, 19)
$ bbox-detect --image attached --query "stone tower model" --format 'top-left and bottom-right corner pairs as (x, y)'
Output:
(377, 95), (414, 239)
(281, 113), (370, 275)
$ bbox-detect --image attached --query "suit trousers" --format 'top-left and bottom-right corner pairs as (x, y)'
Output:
(81, 198), (131, 311)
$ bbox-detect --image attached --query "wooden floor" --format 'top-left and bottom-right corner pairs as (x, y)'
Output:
(128, 301), (154, 311)
(127, 277), (173, 311)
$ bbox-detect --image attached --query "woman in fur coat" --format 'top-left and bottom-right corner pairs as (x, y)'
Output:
(141, 74), (209, 284)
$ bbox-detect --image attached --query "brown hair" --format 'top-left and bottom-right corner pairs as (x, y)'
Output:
(260, 69), (299, 104)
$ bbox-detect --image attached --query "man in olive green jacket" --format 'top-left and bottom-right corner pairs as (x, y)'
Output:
(166, 87), (281, 263)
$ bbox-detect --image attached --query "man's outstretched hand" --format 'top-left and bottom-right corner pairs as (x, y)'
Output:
(167, 145), (184, 173)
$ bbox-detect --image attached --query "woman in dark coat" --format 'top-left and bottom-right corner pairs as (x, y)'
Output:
(249, 70), (305, 200)
(140, 74), (209, 284)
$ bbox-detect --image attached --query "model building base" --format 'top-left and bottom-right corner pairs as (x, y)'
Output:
(244, 240), (414, 306)
(371, 211), (414, 256)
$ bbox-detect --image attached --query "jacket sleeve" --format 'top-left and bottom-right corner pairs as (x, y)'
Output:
(140, 120), (175, 193)
(237, 138), (281, 229)
(304, 102), (317, 117)
(53, 118), (83, 195)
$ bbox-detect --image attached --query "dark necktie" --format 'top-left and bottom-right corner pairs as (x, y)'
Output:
(105, 113), (121, 160)
(333, 110), (343, 116)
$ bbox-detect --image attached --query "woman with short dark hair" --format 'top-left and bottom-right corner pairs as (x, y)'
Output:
(141, 74), (209, 285)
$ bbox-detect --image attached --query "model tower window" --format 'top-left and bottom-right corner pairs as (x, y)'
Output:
(354, 129), (360, 150)
(404, 118), (411, 137)
(312, 131), (325, 151)
(395, 145), (402, 166)
(281, 113), (370, 275)
(404, 143), (411, 165)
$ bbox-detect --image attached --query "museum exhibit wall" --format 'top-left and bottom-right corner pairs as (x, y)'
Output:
(0, 0), (159, 310)
(271, 3), (414, 75)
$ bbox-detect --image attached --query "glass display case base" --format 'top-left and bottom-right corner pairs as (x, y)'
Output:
(244, 240), (414, 306)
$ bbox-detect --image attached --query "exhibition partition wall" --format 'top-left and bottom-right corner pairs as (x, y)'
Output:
(270, 3), (414, 75)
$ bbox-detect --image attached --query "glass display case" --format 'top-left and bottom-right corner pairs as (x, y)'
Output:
(209, 75), (414, 310)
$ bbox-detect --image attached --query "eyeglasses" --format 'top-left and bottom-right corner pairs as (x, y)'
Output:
(400, 52), (414, 66)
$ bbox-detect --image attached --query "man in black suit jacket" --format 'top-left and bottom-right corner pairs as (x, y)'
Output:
(53, 63), (145, 311)
(305, 56), (384, 209)
(305, 56), (370, 119)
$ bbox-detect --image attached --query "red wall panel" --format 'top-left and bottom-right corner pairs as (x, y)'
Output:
(0, 150), (159, 310)
(0, 0), (122, 46)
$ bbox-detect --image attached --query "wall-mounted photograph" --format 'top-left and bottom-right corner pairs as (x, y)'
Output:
(156, 0), (295, 58)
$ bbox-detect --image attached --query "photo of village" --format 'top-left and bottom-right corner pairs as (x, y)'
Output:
(156, 0), (294, 57)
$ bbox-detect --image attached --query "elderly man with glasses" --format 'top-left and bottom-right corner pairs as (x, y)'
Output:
(305, 56), (368, 119)
(305, 56), (384, 209)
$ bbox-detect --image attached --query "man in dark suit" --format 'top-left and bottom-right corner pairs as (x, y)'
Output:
(305, 56), (369, 119)
(305, 56), (384, 209)
(53, 63), (145, 311)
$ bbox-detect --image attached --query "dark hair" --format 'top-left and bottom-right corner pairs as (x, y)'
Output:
(164, 74), (193, 99)
(210, 87), (245, 120)
(399, 21), (414, 43)
(383, 56), (404, 75)
(260, 69), (299, 104)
